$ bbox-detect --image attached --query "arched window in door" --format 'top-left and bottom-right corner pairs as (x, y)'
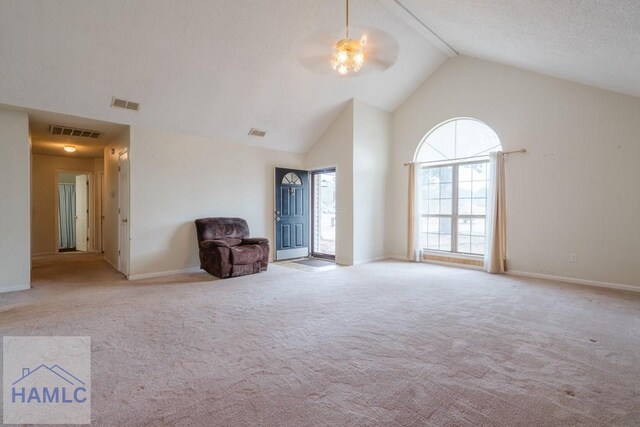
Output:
(281, 172), (303, 186)
(414, 118), (502, 255)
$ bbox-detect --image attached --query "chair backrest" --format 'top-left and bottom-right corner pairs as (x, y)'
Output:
(195, 217), (250, 244)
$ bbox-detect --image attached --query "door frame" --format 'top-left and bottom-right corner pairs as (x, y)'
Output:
(310, 167), (337, 260)
(98, 171), (104, 253)
(273, 167), (311, 261)
(117, 150), (130, 276)
(54, 170), (94, 253)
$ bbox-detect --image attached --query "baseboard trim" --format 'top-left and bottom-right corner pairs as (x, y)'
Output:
(31, 252), (57, 257)
(375, 255), (638, 293)
(0, 283), (31, 294)
(353, 256), (387, 265)
(507, 270), (639, 293)
(128, 267), (202, 281)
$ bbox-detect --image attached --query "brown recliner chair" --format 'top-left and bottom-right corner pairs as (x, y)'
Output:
(195, 217), (269, 278)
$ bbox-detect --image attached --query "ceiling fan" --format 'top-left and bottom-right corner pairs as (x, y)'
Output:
(297, 0), (399, 77)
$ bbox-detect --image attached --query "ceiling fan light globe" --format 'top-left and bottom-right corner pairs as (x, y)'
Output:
(332, 38), (365, 76)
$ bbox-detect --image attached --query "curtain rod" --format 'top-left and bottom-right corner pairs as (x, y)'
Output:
(403, 148), (526, 166)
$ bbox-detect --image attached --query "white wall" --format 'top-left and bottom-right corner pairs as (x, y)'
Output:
(304, 99), (391, 265)
(388, 55), (640, 288)
(31, 154), (102, 255)
(103, 128), (130, 269)
(305, 101), (354, 266)
(353, 100), (391, 264)
(128, 126), (304, 278)
(0, 109), (30, 292)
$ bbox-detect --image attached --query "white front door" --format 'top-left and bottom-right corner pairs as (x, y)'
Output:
(75, 174), (88, 251)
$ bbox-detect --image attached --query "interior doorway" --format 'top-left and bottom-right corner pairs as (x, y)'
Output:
(311, 168), (336, 260)
(56, 171), (92, 253)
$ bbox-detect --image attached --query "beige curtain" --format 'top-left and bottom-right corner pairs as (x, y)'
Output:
(485, 151), (507, 273)
(407, 163), (421, 261)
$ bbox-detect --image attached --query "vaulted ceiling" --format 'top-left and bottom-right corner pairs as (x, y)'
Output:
(0, 0), (447, 153)
(400, 0), (640, 98)
(0, 1), (637, 154)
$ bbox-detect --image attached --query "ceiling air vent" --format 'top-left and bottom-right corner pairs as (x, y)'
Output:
(111, 97), (140, 112)
(248, 128), (266, 137)
(49, 125), (103, 139)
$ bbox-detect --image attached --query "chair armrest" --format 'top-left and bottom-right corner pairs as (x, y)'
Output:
(200, 239), (230, 249)
(241, 238), (269, 245)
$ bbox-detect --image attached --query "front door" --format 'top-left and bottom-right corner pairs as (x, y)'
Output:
(275, 167), (309, 260)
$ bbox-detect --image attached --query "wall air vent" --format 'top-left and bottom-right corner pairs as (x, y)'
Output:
(111, 97), (140, 111)
(248, 128), (266, 137)
(49, 125), (103, 139)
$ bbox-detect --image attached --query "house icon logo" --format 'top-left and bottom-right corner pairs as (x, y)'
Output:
(3, 336), (91, 424)
(11, 364), (88, 404)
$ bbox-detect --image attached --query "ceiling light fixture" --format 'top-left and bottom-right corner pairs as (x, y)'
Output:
(64, 145), (76, 153)
(331, 0), (366, 76)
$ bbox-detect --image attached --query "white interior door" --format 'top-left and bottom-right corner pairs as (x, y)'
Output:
(118, 152), (130, 275)
(75, 174), (88, 251)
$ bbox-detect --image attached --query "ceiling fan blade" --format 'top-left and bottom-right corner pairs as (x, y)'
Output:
(296, 26), (399, 77)
(298, 54), (335, 76)
(352, 26), (398, 49)
(297, 32), (338, 58)
(363, 57), (394, 73)
(352, 26), (399, 62)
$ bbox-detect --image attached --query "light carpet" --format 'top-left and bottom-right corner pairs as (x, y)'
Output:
(1, 253), (639, 426)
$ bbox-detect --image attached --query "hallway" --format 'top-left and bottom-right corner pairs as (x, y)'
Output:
(31, 253), (124, 288)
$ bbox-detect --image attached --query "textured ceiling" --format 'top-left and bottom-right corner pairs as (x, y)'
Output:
(0, 0), (447, 153)
(399, 0), (640, 97)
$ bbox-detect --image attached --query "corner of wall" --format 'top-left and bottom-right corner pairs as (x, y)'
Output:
(0, 109), (31, 292)
(102, 126), (131, 273)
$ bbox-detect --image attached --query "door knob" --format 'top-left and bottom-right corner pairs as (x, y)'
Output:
(122, 218), (128, 223)
(276, 216), (281, 222)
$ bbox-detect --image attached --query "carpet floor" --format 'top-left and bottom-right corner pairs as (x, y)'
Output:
(1, 253), (639, 426)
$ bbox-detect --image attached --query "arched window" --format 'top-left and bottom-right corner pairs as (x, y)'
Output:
(415, 118), (501, 163)
(281, 172), (303, 186)
(414, 118), (502, 256)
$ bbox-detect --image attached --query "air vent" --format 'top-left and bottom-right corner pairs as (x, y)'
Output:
(248, 128), (266, 137)
(49, 125), (103, 139)
(111, 97), (140, 111)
